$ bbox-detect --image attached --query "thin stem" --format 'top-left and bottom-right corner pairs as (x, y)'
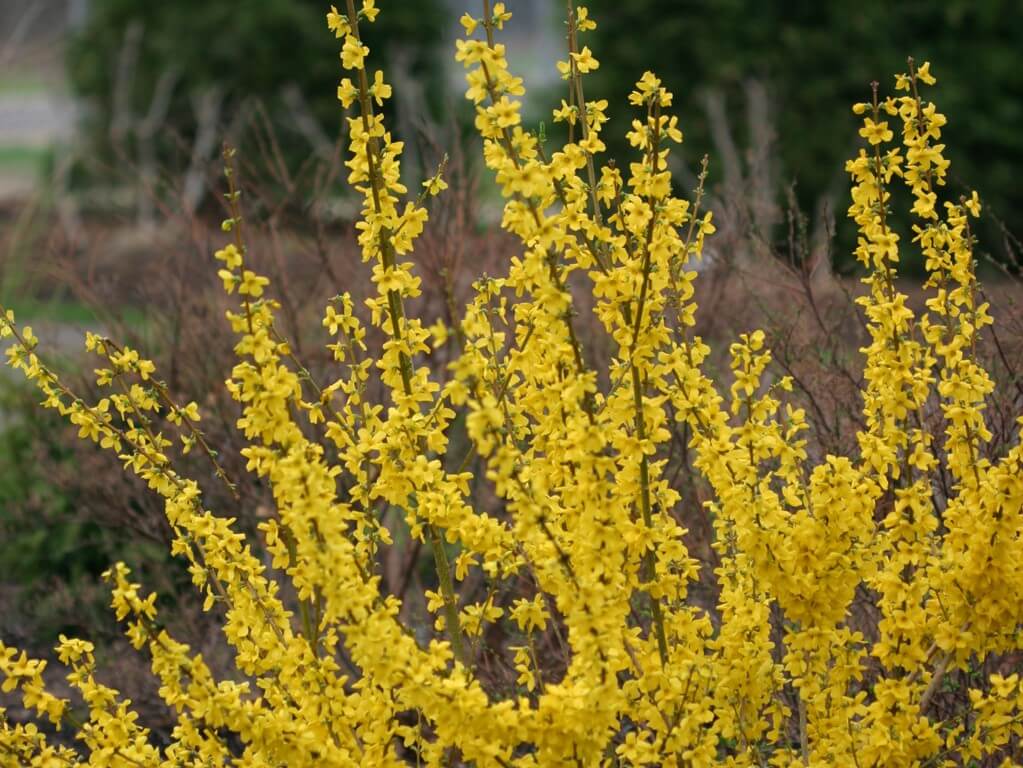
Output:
(345, 0), (468, 668)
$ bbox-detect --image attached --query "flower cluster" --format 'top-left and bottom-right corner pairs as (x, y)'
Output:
(2, 3), (1023, 766)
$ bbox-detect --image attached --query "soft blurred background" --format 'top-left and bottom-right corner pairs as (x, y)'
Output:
(4, 1), (1021, 276)
(2, 0), (1022, 739)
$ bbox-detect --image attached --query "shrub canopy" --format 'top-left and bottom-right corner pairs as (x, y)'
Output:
(3, 3), (1023, 766)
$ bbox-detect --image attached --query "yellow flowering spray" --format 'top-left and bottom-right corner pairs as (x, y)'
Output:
(2, 1), (1023, 764)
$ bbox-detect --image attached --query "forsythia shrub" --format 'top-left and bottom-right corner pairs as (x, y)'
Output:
(2, 2), (1022, 766)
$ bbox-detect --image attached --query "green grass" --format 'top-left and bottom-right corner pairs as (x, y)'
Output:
(3, 296), (148, 328)
(0, 71), (50, 96)
(5, 297), (97, 326)
(0, 145), (50, 173)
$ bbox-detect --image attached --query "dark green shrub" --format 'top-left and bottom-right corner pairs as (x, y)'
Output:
(65, 0), (447, 184)
(586, 0), (1023, 266)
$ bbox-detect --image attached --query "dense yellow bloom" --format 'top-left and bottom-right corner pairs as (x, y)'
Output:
(1, 1), (1022, 764)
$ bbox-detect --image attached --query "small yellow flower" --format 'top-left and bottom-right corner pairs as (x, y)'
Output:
(916, 60), (936, 85)
(460, 13), (478, 35)
(341, 36), (369, 70)
(361, 0), (379, 23)
(337, 77), (358, 108)
(370, 70), (391, 106)
(218, 269), (236, 294)
(214, 243), (243, 270)
(576, 6), (597, 32)
(238, 270), (269, 297)
(491, 2), (511, 29)
(490, 97), (520, 128)
(137, 359), (156, 380)
(326, 5), (349, 38)
(965, 190), (981, 217)
(422, 174), (448, 196)
(571, 46), (599, 73)
(552, 99), (577, 124)
(629, 71), (662, 105)
(860, 117), (894, 145)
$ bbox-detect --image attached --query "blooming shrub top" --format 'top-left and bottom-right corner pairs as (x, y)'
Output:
(3, 2), (1023, 766)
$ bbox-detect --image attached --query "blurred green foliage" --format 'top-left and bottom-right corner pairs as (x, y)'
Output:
(65, 0), (446, 178)
(587, 0), (1023, 262)
(0, 381), (105, 642)
(0, 380), (170, 647)
(0, 384), (80, 583)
